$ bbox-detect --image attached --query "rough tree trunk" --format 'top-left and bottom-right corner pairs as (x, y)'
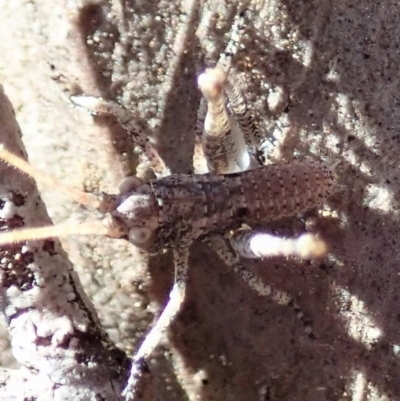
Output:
(0, 85), (127, 400)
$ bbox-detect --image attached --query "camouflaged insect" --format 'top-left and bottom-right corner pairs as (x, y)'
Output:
(0, 12), (338, 401)
(110, 159), (336, 254)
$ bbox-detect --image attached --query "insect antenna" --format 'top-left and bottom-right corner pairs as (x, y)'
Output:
(0, 145), (124, 245)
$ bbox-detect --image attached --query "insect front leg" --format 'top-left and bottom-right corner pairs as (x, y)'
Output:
(71, 95), (170, 178)
(123, 246), (190, 400)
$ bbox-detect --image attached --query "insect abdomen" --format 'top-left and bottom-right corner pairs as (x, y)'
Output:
(154, 160), (337, 246)
(226, 160), (337, 224)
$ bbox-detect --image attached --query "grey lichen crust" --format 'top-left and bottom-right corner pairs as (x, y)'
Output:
(0, 85), (126, 400)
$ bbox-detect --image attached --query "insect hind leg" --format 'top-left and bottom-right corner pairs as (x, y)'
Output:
(197, 66), (251, 174)
(230, 229), (328, 259)
(207, 235), (315, 338)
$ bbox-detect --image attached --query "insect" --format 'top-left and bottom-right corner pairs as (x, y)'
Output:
(0, 13), (337, 401)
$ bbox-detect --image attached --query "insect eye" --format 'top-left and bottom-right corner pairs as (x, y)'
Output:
(129, 226), (153, 247)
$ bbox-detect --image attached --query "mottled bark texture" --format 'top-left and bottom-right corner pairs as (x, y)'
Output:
(0, 85), (127, 400)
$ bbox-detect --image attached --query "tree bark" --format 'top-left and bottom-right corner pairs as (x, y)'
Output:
(0, 84), (127, 400)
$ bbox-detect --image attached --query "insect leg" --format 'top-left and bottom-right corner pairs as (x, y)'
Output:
(230, 229), (328, 259)
(197, 67), (250, 174)
(122, 246), (190, 400)
(218, 9), (261, 152)
(224, 77), (265, 164)
(209, 235), (292, 304)
(208, 235), (315, 338)
(216, 9), (275, 165)
(71, 95), (169, 177)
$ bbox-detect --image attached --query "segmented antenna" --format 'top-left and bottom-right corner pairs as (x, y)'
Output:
(0, 221), (110, 245)
(0, 145), (103, 210)
(0, 146), (124, 245)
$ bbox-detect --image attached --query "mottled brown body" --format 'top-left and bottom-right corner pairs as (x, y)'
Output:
(113, 160), (336, 252)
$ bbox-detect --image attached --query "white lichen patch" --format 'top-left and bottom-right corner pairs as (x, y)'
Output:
(363, 184), (394, 214)
(343, 369), (391, 401)
(267, 85), (285, 113)
(332, 286), (382, 350)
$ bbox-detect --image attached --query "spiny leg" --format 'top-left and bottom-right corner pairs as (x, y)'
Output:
(71, 95), (170, 178)
(197, 66), (250, 174)
(215, 9), (261, 149)
(122, 246), (190, 401)
(224, 76), (265, 163)
(198, 10), (265, 173)
(194, 12), (247, 175)
(219, 11), (270, 164)
(208, 235), (314, 338)
(215, 9), (272, 165)
(193, 98), (209, 174)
